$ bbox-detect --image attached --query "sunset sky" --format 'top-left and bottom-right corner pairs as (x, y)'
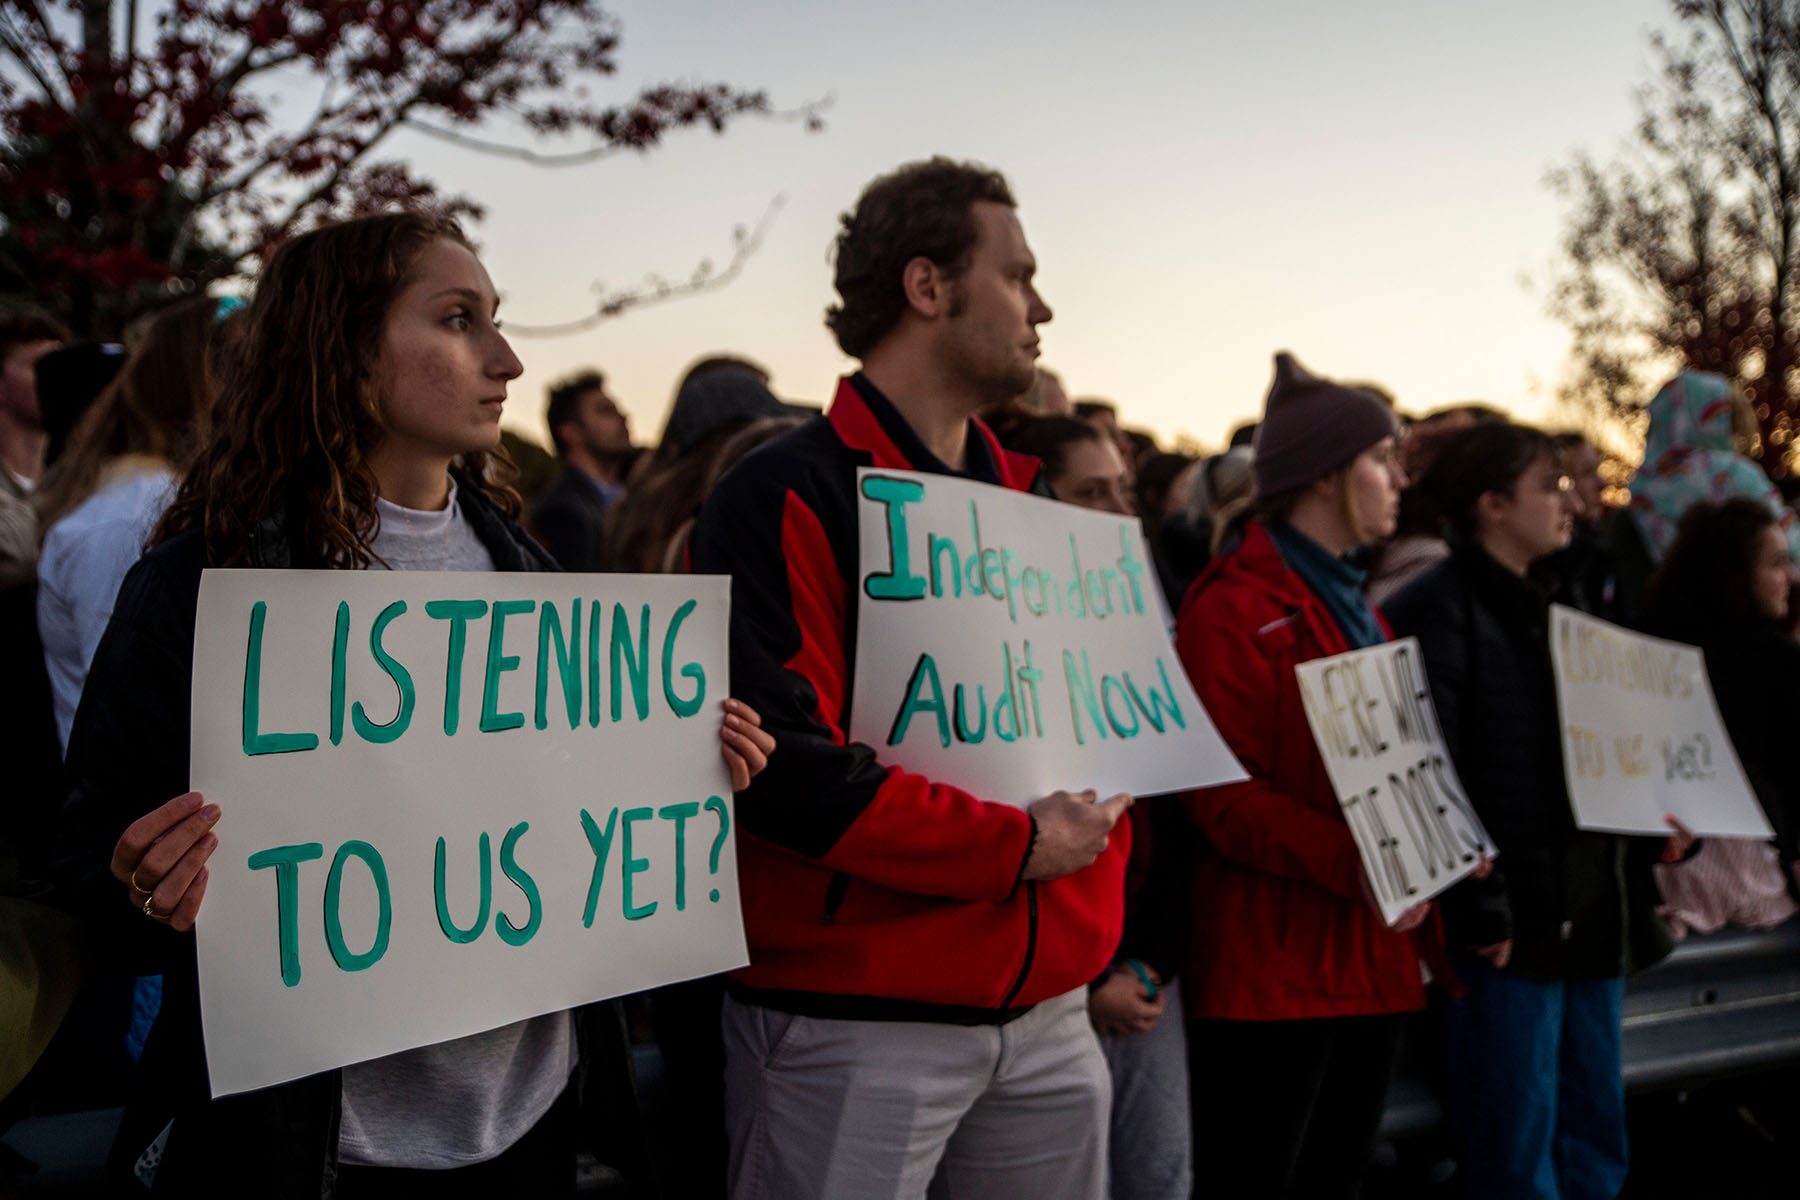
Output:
(367, 0), (1672, 451)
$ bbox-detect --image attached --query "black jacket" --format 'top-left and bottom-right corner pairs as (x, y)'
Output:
(530, 465), (614, 573)
(52, 486), (653, 1197)
(1385, 537), (1672, 981)
(1651, 616), (1800, 874)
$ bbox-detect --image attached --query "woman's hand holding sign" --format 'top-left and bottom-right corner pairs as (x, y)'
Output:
(116, 697), (773, 933)
(113, 790), (220, 932)
(1023, 789), (1133, 881)
(721, 698), (775, 791)
(1660, 815), (1697, 863)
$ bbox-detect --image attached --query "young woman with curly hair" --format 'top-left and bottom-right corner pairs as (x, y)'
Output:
(54, 212), (772, 1196)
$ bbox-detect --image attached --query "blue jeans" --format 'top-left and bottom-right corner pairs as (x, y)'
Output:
(1446, 955), (1628, 1200)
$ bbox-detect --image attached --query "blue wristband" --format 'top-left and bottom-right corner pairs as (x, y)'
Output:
(1125, 958), (1158, 1001)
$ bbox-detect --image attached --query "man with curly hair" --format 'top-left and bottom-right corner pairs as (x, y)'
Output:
(693, 158), (1128, 1199)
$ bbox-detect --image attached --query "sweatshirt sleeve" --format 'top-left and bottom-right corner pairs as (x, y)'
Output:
(1176, 599), (1365, 901)
(1385, 575), (1513, 946)
(691, 462), (1033, 903)
(53, 552), (198, 975)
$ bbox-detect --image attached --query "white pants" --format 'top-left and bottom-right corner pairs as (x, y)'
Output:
(722, 988), (1110, 1200)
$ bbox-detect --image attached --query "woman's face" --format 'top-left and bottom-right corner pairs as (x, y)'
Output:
(1344, 436), (1404, 544)
(372, 238), (523, 463)
(1749, 524), (1794, 622)
(1487, 455), (1582, 562)
(1052, 436), (1136, 517)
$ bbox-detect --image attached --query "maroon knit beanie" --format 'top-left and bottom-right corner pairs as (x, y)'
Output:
(1251, 352), (1399, 497)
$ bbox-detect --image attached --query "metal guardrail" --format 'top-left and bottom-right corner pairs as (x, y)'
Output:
(10, 922), (1798, 1187)
(1621, 920), (1800, 1091)
(1379, 918), (1800, 1141)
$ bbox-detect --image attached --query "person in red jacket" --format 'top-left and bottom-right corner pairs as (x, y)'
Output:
(1175, 353), (1437, 1198)
(692, 158), (1132, 1200)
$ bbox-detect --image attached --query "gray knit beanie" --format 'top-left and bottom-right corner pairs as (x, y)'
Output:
(1251, 352), (1399, 497)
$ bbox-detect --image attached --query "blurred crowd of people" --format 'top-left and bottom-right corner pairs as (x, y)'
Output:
(1, 153), (1796, 1199)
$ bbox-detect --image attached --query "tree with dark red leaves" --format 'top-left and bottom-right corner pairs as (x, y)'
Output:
(0, 1), (818, 337)
(1547, 0), (1800, 476)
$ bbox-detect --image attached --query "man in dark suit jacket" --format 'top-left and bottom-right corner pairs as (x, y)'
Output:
(530, 369), (631, 571)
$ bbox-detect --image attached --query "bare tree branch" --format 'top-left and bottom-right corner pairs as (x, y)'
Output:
(16, 0), (76, 102)
(0, 16), (72, 110)
(198, 76), (348, 205)
(506, 195), (785, 336)
(402, 94), (831, 166)
(3, 1), (819, 339)
(258, 104), (419, 243)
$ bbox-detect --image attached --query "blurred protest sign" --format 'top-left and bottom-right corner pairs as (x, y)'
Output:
(1551, 604), (1773, 839)
(1295, 638), (1493, 926)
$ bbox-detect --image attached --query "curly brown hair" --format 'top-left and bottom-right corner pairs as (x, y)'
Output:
(824, 158), (1015, 358)
(156, 213), (519, 567)
(1648, 498), (1781, 632)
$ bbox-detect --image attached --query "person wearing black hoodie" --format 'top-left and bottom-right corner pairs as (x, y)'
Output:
(1385, 422), (1690, 1200)
(1643, 498), (1800, 928)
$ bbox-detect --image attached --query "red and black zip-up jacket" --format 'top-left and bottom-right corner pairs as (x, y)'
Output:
(691, 375), (1129, 1022)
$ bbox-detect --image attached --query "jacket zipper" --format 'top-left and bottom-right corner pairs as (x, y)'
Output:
(820, 872), (851, 927)
(1000, 882), (1040, 1007)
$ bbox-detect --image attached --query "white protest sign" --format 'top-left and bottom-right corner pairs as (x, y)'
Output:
(1550, 604), (1774, 838)
(847, 468), (1245, 807)
(1293, 638), (1494, 926)
(191, 570), (744, 1097)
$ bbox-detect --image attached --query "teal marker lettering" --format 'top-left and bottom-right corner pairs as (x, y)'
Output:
(434, 833), (492, 943)
(1064, 648), (1106, 744)
(928, 532), (962, 598)
(496, 821), (542, 945)
(1101, 674), (1141, 738)
(323, 840), (391, 972)
(328, 601), (349, 745)
(535, 598), (582, 730)
(247, 841), (324, 987)
(480, 599), (535, 733)
(242, 601), (319, 756)
(586, 600), (604, 728)
(350, 601), (415, 744)
(425, 600), (488, 735)
(620, 806), (657, 920)
(1116, 525), (1148, 615)
(660, 599), (706, 718)
(579, 807), (619, 928)
(658, 801), (701, 911)
(860, 475), (928, 600)
(888, 652), (950, 748)
(610, 603), (650, 722)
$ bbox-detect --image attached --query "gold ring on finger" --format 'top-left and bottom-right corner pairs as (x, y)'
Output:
(142, 894), (174, 922)
(129, 865), (158, 896)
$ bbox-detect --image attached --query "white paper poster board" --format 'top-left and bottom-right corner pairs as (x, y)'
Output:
(847, 468), (1245, 807)
(190, 570), (745, 1097)
(1293, 639), (1495, 926)
(1550, 604), (1774, 838)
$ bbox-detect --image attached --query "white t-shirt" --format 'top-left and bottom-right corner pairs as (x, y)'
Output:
(38, 465), (177, 750)
(336, 480), (578, 1169)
